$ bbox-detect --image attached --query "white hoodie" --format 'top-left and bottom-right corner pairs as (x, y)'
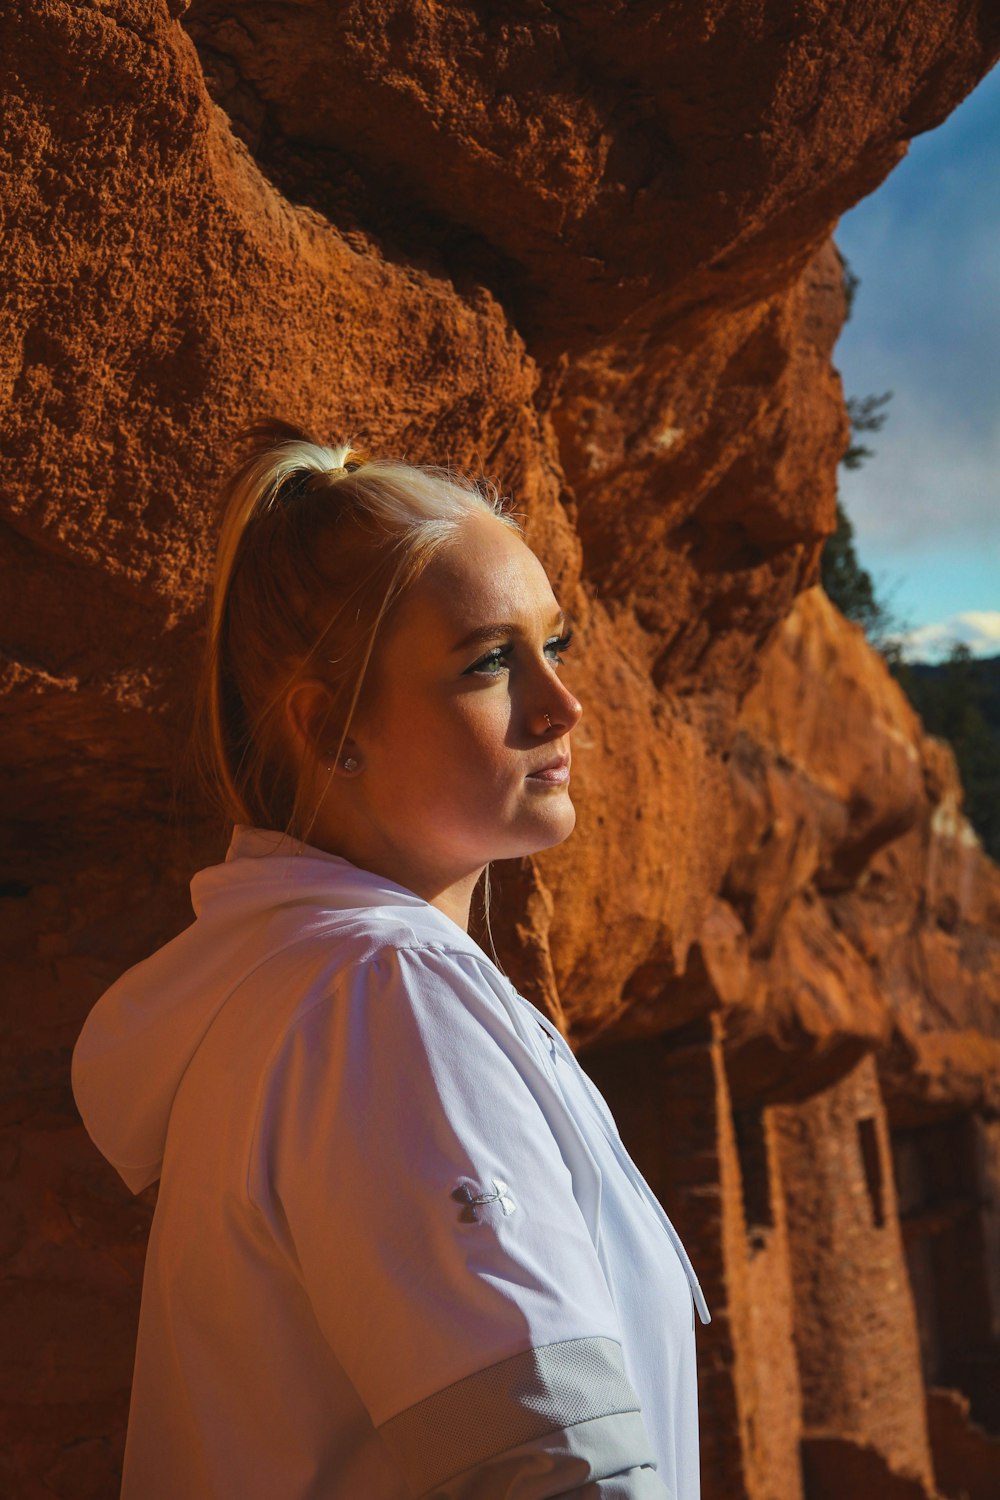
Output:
(72, 824), (710, 1500)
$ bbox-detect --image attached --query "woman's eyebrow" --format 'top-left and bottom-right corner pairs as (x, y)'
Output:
(451, 608), (574, 653)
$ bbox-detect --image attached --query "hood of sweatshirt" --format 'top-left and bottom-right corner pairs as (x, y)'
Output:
(71, 824), (480, 1194)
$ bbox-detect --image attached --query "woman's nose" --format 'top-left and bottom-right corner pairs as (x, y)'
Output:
(542, 685), (582, 733)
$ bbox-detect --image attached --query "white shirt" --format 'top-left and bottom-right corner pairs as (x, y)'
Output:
(71, 824), (710, 1499)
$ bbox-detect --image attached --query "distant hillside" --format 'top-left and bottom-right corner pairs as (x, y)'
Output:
(889, 650), (1000, 860)
(899, 651), (1000, 734)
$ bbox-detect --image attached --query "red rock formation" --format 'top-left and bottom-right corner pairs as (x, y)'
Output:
(2, 1), (1000, 1495)
(589, 588), (1000, 1499)
(927, 1388), (1000, 1500)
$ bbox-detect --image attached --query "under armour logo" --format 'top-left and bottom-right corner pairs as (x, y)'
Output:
(452, 1177), (516, 1222)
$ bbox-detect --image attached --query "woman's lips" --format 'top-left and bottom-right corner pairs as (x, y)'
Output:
(526, 765), (570, 783)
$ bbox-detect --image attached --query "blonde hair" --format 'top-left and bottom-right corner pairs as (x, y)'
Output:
(183, 415), (524, 945)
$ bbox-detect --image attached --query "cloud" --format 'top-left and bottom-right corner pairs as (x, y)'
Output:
(831, 65), (1000, 564)
(897, 609), (1000, 663)
(835, 386), (1000, 555)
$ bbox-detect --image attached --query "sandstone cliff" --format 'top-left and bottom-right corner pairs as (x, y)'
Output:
(2, 2), (999, 1495)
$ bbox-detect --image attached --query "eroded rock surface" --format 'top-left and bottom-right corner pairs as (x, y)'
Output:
(3, 1), (1000, 1495)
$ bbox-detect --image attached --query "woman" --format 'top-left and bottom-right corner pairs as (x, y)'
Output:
(72, 417), (711, 1500)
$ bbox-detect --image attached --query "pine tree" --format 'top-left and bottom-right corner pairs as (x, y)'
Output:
(822, 248), (910, 662)
(821, 249), (1000, 860)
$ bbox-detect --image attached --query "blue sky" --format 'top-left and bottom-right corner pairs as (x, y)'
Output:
(831, 60), (1000, 663)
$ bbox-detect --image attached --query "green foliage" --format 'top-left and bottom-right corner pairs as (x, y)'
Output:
(842, 260), (859, 320)
(821, 247), (1000, 860)
(823, 249), (906, 650)
(842, 391), (894, 471)
(820, 498), (913, 662)
(890, 646), (1000, 861)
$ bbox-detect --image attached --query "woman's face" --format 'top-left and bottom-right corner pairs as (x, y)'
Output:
(291, 510), (583, 913)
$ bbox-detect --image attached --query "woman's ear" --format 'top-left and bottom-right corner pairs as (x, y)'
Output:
(283, 677), (336, 769)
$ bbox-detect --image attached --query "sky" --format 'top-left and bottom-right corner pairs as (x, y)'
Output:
(831, 60), (1000, 663)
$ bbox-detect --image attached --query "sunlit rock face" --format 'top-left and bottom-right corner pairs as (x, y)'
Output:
(720, 586), (1000, 1109)
(587, 587), (1000, 1500)
(3, 1), (999, 1494)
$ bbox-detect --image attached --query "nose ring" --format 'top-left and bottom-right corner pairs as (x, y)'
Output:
(544, 713), (552, 727)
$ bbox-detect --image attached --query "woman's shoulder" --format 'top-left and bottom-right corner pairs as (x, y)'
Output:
(252, 904), (517, 1050)
(273, 900), (499, 983)
(245, 925), (539, 1168)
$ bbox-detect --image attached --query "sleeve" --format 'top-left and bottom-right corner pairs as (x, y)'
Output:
(250, 943), (677, 1500)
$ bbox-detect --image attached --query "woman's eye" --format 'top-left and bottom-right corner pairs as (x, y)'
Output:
(470, 649), (507, 677)
(468, 630), (574, 678)
(547, 630), (574, 666)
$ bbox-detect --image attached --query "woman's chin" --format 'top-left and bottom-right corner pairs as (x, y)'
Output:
(518, 798), (577, 849)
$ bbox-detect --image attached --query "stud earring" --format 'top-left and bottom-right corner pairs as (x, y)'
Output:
(326, 750), (359, 770)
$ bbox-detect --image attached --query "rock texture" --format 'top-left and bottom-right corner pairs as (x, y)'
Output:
(586, 589), (1000, 1500)
(2, 1), (1000, 1496)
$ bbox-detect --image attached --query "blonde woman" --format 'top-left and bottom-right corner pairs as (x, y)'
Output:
(72, 417), (710, 1500)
